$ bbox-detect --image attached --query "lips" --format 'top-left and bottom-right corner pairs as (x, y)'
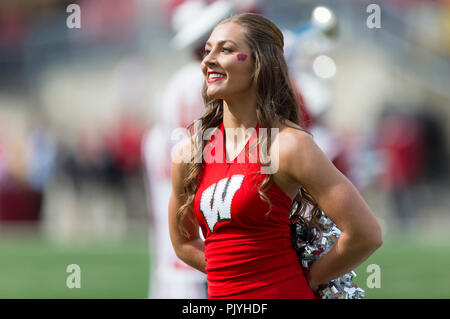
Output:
(207, 71), (226, 83)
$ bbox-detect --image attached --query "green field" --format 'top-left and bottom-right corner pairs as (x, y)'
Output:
(0, 226), (150, 298)
(0, 225), (448, 298)
(354, 231), (450, 298)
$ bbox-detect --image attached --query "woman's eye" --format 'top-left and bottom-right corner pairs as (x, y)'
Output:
(203, 50), (210, 57)
(223, 48), (233, 53)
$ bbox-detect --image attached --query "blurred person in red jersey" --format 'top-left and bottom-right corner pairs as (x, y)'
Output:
(375, 108), (426, 230)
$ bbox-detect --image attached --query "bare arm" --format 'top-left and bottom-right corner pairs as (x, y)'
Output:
(282, 130), (383, 291)
(168, 139), (206, 273)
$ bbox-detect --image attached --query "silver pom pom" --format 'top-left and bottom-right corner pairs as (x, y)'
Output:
(291, 211), (365, 299)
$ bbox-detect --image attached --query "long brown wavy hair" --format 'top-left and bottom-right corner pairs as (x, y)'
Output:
(177, 13), (323, 239)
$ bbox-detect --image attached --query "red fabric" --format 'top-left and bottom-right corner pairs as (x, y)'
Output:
(194, 121), (317, 299)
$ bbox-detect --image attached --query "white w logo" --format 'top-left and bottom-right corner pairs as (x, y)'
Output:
(199, 174), (245, 232)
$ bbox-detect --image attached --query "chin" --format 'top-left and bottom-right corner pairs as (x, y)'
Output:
(207, 90), (224, 100)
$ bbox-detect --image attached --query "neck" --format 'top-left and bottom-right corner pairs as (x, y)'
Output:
(222, 92), (258, 131)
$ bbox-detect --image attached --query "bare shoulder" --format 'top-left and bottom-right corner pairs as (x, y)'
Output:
(276, 119), (316, 155)
(272, 118), (330, 183)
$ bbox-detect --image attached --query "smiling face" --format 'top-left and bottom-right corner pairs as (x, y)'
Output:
(201, 22), (255, 100)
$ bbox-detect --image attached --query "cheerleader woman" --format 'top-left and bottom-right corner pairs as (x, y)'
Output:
(169, 13), (382, 299)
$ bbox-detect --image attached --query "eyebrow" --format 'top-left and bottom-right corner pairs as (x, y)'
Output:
(205, 40), (239, 47)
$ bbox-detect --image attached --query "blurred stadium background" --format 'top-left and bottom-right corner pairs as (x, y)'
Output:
(0, 0), (448, 298)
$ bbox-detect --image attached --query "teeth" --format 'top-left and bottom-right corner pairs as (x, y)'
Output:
(209, 73), (225, 79)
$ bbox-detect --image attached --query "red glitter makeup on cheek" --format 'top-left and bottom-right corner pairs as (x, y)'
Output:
(237, 53), (248, 61)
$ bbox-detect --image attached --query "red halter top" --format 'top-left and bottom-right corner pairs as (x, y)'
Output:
(193, 121), (317, 298)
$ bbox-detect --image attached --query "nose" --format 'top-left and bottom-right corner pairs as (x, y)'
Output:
(202, 50), (217, 67)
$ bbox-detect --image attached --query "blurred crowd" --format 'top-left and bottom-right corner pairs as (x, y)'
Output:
(0, 0), (448, 244)
(0, 107), (146, 227)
